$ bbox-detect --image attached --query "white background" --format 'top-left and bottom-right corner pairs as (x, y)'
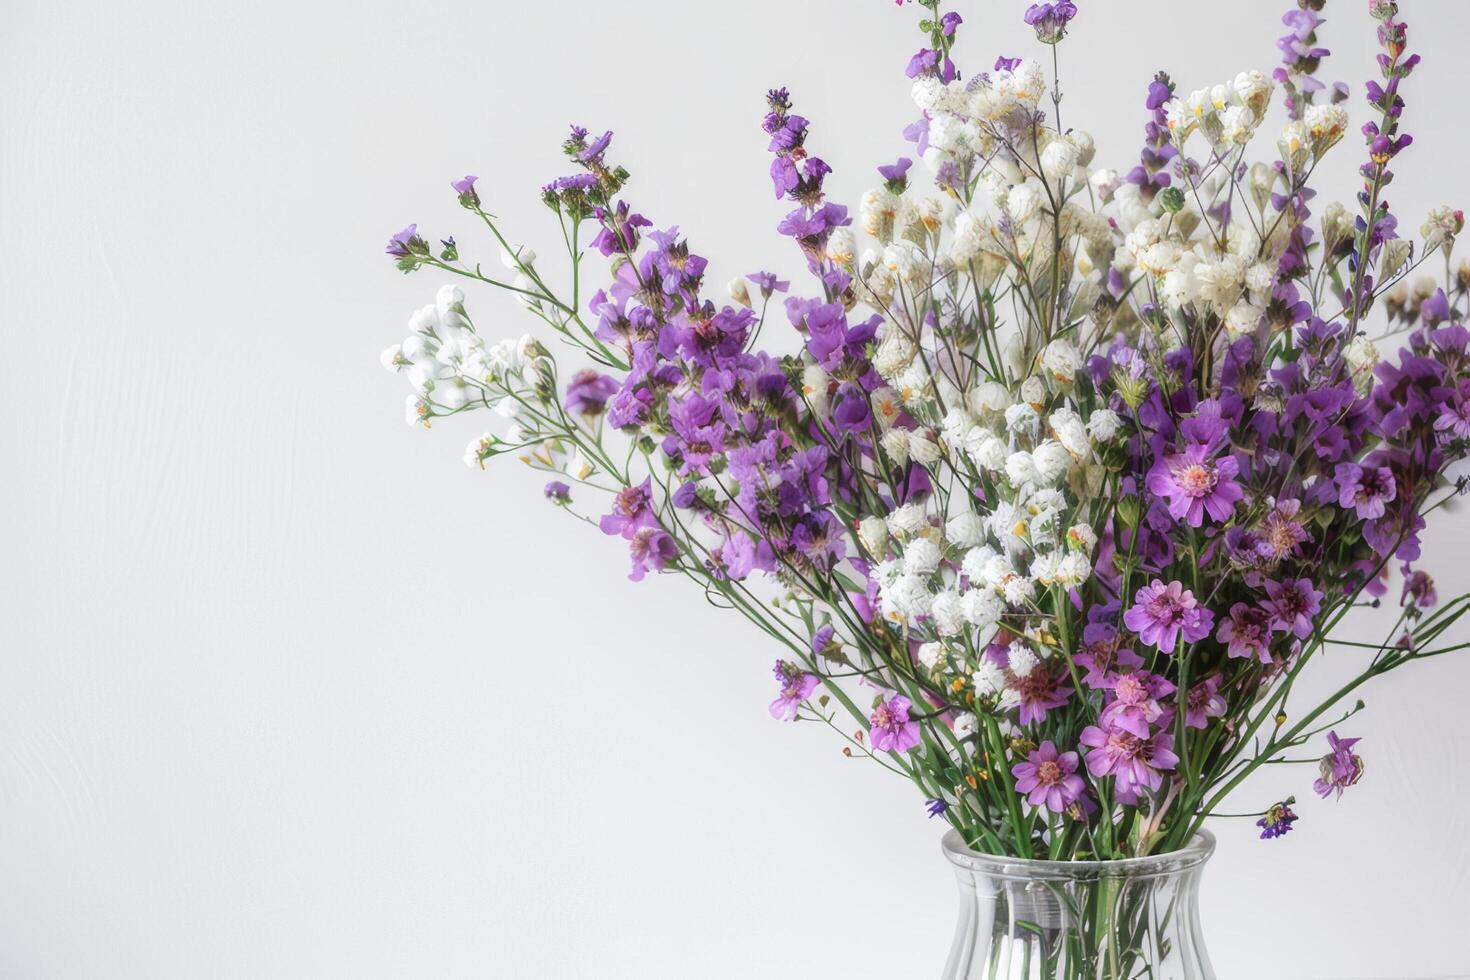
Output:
(4, 0), (1469, 976)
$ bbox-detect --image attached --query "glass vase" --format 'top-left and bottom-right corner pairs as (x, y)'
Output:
(940, 829), (1216, 980)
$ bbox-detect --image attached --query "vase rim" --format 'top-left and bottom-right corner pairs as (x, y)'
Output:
(940, 828), (1216, 878)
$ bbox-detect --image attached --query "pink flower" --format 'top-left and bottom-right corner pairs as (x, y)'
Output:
(1216, 602), (1274, 664)
(1123, 580), (1215, 654)
(868, 695), (921, 753)
(1079, 723), (1180, 801)
(1011, 741), (1085, 813)
(1145, 443), (1244, 527)
(769, 661), (819, 722)
(1185, 675), (1227, 729)
(1262, 577), (1324, 640)
(1334, 462), (1397, 520)
(1007, 661), (1072, 726)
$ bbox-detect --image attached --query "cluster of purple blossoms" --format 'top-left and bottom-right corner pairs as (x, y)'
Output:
(379, 0), (1470, 865)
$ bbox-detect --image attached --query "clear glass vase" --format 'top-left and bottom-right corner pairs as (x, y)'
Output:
(940, 830), (1216, 980)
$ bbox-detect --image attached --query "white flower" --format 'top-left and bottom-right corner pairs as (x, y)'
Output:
(1041, 138), (1079, 181)
(904, 537), (943, 576)
(881, 428), (912, 465)
(1030, 552), (1062, 587)
(857, 515), (890, 556)
(980, 554), (1014, 589)
(1003, 575), (1037, 605)
(1345, 334), (1380, 394)
(972, 661), (1005, 698)
(801, 363), (831, 416)
(381, 343), (407, 373)
(1245, 262), (1277, 295)
(1057, 552), (1093, 586)
(1422, 205), (1464, 254)
(861, 187), (902, 241)
(887, 502), (929, 537)
(962, 546), (999, 583)
(498, 245), (536, 271)
(1195, 254), (1247, 310)
(872, 387), (905, 429)
(463, 433), (494, 468)
(946, 512), (987, 549)
(1005, 403), (1040, 436)
(435, 284), (466, 316)
(967, 430), (1009, 472)
(1005, 450), (1038, 487)
(952, 713), (979, 739)
(873, 331), (917, 378)
(1304, 103), (1349, 153)
(1020, 376), (1047, 406)
(931, 590), (967, 636)
(1086, 409), (1123, 442)
(1066, 523), (1098, 553)
(1050, 409), (1091, 459)
(1032, 440), (1072, 486)
(917, 641), (945, 669)
(880, 576), (933, 625)
(961, 588), (1003, 628)
(1006, 642), (1040, 678)
(1224, 301), (1265, 339)
(1041, 340), (1081, 384)
(1089, 168), (1121, 202)
(826, 226), (857, 265)
(909, 430), (942, 465)
(941, 408), (974, 446)
(727, 277), (753, 308)
(967, 381), (1011, 417)
(405, 394), (430, 427)
(1006, 183), (1041, 224)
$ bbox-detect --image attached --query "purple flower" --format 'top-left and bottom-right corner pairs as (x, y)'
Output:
(869, 694), (921, 753)
(1009, 662), (1073, 726)
(1024, 1), (1078, 43)
(543, 481), (571, 504)
(385, 223), (425, 258)
(1257, 799), (1299, 839)
(1217, 602), (1274, 664)
(1262, 577), (1324, 640)
(1123, 580), (1215, 654)
(877, 157), (913, 187)
(1079, 723), (1179, 800)
(1145, 443), (1243, 527)
(769, 660), (819, 721)
(1185, 675), (1227, 730)
(1313, 731), (1365, 799)
(1098, 671), (1173, 739)
(925, 798), (950, 818)
(1261, 498), (1312, 561)
(564, 369), (619, 416)
(451, 174), (479, 207)
(599, 479), (656, 538)
(1011, 741), (1085, 813)
(1074, 632), (1144, 689)
(1334, 462), (1398, 519)
(1401, 564), (1437, 608)
(746, 271), (790, 299)
(627, 526), (676, 582)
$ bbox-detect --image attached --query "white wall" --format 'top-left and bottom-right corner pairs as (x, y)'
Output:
(3, 1), (1468, 976)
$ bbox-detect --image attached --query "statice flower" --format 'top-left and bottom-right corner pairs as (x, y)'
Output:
(1011, 741), (1085, 813)
(1257, 799), (1299, 840)
(1334, 462), (1399, 519)
(1313, 731), (1365, 799)
(769, 661), (820, 722)
(1024, 2), (1077, 44)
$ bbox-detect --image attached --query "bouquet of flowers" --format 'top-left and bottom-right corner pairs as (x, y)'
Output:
(378, 0), (1470, 868)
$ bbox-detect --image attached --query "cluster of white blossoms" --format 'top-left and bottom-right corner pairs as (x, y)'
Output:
(1163, 71), (1275, 150)
(381, 283), (558, 470)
